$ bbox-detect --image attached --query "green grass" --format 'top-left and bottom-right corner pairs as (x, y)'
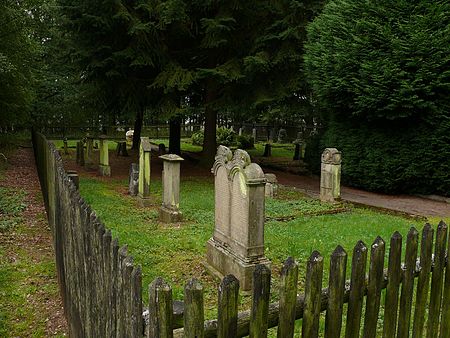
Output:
(78, 174), (430, 320)
(248, 142), (296, 159)
(0, 187), (64, 337)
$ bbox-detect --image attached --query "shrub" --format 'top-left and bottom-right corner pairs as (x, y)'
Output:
(304, 0), (450, 196)
(191, 131), (204, 146)
(216, 127), (236, 146)
(236, 134), (254, 149)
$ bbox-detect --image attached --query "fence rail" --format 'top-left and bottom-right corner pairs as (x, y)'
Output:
(33, 130), (449, 337)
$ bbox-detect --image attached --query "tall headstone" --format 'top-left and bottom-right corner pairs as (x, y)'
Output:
(129, 163), (139, 196)
(252, 128), (257, 143)
(238, 127), (243, 136)
(205, 146), (270, 291)
(320, 148), (342, 203)
(158, 143), (166, 155)
(137, 137), (152, 206)
(293, 142), (302, 160)
(98, 135), (111, 176)
(76, 141), (85, 166)
(159, 154), (184, 223)
(263, 143), (272, 157)
(85, 135), (94, 166)
(63, 138), (69, 155)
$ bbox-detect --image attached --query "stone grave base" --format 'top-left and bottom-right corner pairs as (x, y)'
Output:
(98, 164), (111, 176)
(137, 195), (152, 207)
(205, 238), (271, 292)
(159, 206), (182, 223)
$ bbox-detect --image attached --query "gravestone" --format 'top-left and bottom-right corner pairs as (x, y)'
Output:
(277, 128), (287, 143)
(293, 142), (302, 160)
(159, 154), (184, 223)
(98, 135), (111, 176)
(320, 148), (342, 203)
(238, 127), (243, 136)
(76, 141), (85, 166)
(158, 143), (166, 155)
(126, 129), (134, 146)
(67, 170), (79, 190)
(264, 173), (278, 198)
(263, 143), (272, 157)
(137, 137), (152, 207)
(63, 138), (68, 155)
(128, 163), (139, 196)
(252, 128), (257, 143)
(269, 128), (276, 143)
(205, 146), (270, 291)
(116, 141), (128, 156)
(85, 135), (94, 166)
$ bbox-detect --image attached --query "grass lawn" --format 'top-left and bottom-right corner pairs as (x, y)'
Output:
(78, 173), (435, 322)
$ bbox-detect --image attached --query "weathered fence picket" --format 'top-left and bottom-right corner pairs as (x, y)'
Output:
(33, 131), (450, 338)
(324, 246), (347, 338)
(382, 231), (402, 338)
(345, 240), (367, 338)
(412, 223), (433, 338)
(397, 227), (419, 338)
(277, 257), (298, 338)
(427, 221), (448, 338)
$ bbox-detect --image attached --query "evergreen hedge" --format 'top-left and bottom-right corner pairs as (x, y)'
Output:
(304, 0), (450, 196)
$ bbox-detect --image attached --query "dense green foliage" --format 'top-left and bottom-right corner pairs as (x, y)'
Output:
(305, 0), (450, 196)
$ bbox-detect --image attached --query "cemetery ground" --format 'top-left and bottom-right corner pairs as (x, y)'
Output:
(0, 138), (68, 337)
(60, 141), (449, 329)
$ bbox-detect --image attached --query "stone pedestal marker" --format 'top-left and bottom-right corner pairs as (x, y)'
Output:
(320, 148), (342, 203)
(137, 137), (152, 207)
(98, 135), (111, 176)
(85, 135), (94, 167)
(129, 163), (139, 196)
(264, 173), (278, 198)
(159, 154), (184, 223)
(205, 146), (270, 291)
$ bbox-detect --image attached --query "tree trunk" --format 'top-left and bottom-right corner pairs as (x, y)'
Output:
(203, 83), (218, 163)
(169, 116), (181, 155)
(132, 108), (144, 150)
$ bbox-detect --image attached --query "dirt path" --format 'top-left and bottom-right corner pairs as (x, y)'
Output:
(266, 169), (450, 218)
(0, 147), (68, 337)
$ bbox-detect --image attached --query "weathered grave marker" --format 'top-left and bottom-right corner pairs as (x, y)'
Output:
(76, 140), (85, 166)
(63, 138), (68, 155)
(116, 141), (128, 157)
(85, 135), (94, 167)
(128, 163), (139, 196)
(137, 137), (151, 207)
(67, 170), (79, 189)
(265, 173), (278, 198)
(98, 135), (111, 176)
(159, 154), (184, 223)
(206, 146), (270, 291)
(278, 128), (287, 143)
(158, 143), (166, 155)
(252, 128), (257, 143)
(263, 143), (272, 157)
(320, 148), (341, 202)
(293, 142), (302, 160)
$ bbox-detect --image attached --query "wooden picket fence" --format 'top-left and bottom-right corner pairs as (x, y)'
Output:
(33, 130), (450, 337)
(147, 223), (450, 338)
